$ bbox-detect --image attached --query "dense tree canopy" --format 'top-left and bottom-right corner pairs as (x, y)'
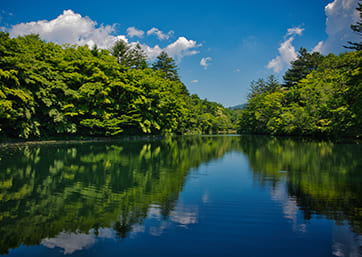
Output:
(0, 32), (235, 139)
(283, 48), (324, 88)
(239, 50), (362, 138)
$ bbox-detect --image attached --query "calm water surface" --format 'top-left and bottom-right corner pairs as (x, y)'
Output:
(0, 135), (361, 256)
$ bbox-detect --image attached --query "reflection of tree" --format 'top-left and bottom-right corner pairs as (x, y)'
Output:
(238, 135), (362, 234)
(0, 136), (237, 254)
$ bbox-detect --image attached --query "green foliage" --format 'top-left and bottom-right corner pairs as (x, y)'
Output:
(152, 51), (180, 81)
(0, 136), (240, 253)
(185, 94), (236, 135)
(0, 32), (235, 139)
(111, 40), (148, 69)
(239, 50), (362, 138)
(283, 48), (324, 88)
(238, 135), (362, 233)
(0, 135), (360, 253)
(248, 75), (281, 99)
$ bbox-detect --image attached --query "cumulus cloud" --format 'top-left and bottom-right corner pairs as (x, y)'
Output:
(200, 57), (212, 70)
(147, 27), (174, 40)
(166, 37), (200, 61)
(6, 10), (200, 62)
(267, 27), (302, 73)
(8, 10), (124, 49)
(139, 36), (200, 61)
(127, 26), (144, 38)
(314, 0), (360, 53)
(286, 27), (304, 36)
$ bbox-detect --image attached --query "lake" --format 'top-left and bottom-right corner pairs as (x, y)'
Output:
(0, 135), (361, 257)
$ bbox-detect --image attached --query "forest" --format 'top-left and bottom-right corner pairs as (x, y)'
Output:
(0, 32), (236, 139)
(0, 3), (360, 140)
(238, 4), (361, 138)
(238, 49), (361, 138)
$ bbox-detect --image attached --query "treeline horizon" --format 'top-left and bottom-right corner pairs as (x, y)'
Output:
(0, 16), (360, 140)
(238, 2), (361, 138)
(0, 32), (237, 139)
(238, 48), (361, 138)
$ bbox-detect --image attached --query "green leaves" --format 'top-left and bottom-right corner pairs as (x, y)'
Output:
(239, 50), (362, 138)
(0, 32), (236, 139)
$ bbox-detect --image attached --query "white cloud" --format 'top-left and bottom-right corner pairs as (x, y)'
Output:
(267, 27), (301, 73)
(166, 37), (200, 62)
(312, 41), (324, 53)
(191, 80), (199, 83)
(286, 27), (304, 36)
(137, 36), (200, 62)
(139, 43), (162, 60)
(200, 57), (212, 70)
(147, 27), (174, 40)
(127, 26), (144, 38)
(314, 0), (360, 54)
(6, 10), (200, 63)
(8, 10), (124, 49)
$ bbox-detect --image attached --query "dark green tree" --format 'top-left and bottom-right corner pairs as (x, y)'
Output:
(152, 51), (180, 81)
(283, 48), (324, 88)
(344, 1), (362, 50)
(126, 43), (148, 69)
(111, 41), (148, 69)
(111, 39), (130, 65)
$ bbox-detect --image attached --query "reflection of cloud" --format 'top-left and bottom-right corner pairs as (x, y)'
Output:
(170, 207), (198, 226)
(332, 222), (361, 257)
(147, 205), (162, 219)
(129, 224), (146, 238)
(202, 191), (209, 203)
(270, 182), (307, 233)
(141, 202), (200, 237)
(97, 228), (114, 239)
(149, 222), (170, 236)
(42, 232), (96, 254)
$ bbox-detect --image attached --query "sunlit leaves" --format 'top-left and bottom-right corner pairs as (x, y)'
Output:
(239, 50), (361, 137)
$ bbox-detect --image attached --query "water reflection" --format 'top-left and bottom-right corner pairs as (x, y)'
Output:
(237, 135), (362, 235)
(0, 135), (361, 256)
(0, 136), (236, 254)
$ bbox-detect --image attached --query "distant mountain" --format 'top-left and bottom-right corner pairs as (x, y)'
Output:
(228, 104), (246, 110)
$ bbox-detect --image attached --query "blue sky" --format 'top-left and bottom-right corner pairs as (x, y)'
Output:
(0, 0), (360, 106)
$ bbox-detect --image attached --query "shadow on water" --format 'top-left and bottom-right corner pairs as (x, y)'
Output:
(0, 135), (360, 255)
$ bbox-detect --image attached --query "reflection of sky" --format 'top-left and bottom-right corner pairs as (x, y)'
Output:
(270, 176), (361, 257)
(332, 223), (361, 257)
(41, 228), (114, 254)
(132, 202), (199, 237)
(270, 181), (307, 233)
(42, 232), (95, 254)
